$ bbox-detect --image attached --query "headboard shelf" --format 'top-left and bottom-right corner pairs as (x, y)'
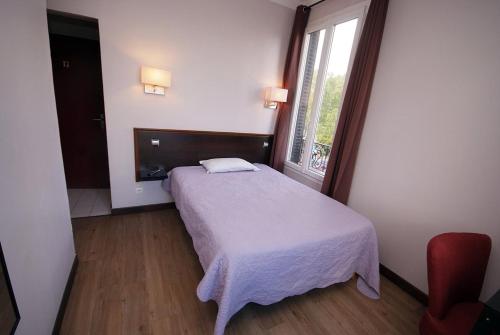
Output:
(134, 128), (274, 182)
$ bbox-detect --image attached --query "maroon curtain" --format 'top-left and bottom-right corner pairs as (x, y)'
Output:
(321, 0), (389, 204)
(270, 5), (310, 172)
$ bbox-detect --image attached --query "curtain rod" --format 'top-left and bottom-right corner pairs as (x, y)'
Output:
(307, 0), (326, 9)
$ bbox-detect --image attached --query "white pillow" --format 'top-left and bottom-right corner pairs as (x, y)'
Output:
(199, 158), (260, 174)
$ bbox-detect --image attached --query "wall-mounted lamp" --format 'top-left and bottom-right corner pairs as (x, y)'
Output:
(264, 87), (288, 109)
(141, 66), (171, 95)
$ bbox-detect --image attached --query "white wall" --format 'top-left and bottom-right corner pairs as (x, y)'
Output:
(0, 1), (76, 334)
(283, 166), (323, 191)
(47, 0), (294, 209)
(269, 0), (302, 10)
(349, 0), (500, 300)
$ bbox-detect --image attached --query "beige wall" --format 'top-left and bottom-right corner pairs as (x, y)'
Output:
(0, 1), (76, 333)
(47, 0), (294, 209)
(349, 0), (500, 299)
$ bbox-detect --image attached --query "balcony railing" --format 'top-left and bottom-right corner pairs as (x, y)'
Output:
(310, 142), (331, 173)
(291, 140), (332, 175)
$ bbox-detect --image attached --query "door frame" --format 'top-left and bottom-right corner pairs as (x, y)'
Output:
(47, 10), (112, 191)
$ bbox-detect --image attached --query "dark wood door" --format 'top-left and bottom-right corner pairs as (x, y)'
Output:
(50, 34), (110, 188)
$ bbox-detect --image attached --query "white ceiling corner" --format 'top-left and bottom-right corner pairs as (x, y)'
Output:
(268, 0), (303, 10)
(268, 0), (317, 10)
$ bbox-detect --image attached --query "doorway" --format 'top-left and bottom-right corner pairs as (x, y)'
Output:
(48, 11), (111, 218)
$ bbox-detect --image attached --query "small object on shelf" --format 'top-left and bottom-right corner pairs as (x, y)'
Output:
(139, 165), (168, 181)
(471, 289), (500, 334)
(487, 289), (500, 312)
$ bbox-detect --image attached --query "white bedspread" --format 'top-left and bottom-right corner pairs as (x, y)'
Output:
(168, 164), (380, 335)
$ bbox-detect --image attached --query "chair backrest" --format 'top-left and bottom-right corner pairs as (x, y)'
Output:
(427, 232), (491, 319)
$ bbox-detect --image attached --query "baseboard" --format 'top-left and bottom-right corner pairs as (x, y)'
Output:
(380, 263), (428, 306)
(52, 256), (78, 335)
(111, 202), (175, 215)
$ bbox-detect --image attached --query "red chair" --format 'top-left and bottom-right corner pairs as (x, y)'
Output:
(420, 233), (492, 335)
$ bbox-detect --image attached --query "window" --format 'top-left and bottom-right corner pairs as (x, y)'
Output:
(287, 13), (362, 178)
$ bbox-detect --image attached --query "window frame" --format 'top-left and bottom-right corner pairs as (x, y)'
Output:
(284, 2), (368, 181)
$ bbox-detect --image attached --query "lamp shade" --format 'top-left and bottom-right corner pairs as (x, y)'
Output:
(265, 87), (288, 102)
(141, 66), (171, 87)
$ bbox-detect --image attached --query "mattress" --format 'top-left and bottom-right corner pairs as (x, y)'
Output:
(168, 164), (380, 335)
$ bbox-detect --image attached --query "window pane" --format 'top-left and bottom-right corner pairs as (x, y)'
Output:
(308, 19), (358, 175)
(289, 29), (325, 166)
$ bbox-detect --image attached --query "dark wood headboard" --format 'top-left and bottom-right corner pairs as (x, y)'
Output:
(134, 128), (274, 181)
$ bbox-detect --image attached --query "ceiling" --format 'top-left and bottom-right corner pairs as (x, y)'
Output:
(268, 0), (315, 9)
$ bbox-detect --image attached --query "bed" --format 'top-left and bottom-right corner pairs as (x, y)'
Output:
(167, 163), (380, 335)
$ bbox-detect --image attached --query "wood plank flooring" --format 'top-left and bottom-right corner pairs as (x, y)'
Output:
(61, 209), (424, 334)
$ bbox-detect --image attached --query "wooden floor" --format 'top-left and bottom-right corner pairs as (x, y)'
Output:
(61, 209), (424, 335)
